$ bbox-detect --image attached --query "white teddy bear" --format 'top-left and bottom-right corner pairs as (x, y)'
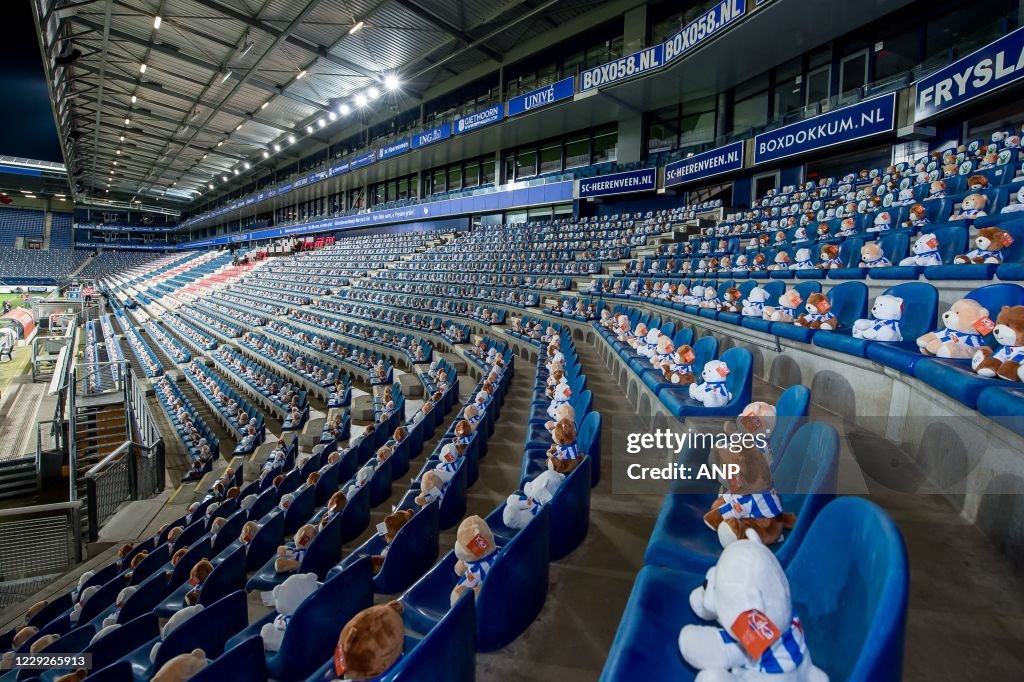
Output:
(260, 572), (319, 653)
(546, 381), (572, 421)
(852, 295), (904, 341)
(679, 535), (829, 681)
(150, 604), (204, 664)
(866, 211), (892, 233)
(789, 248), (814, 270)
(897, 187), (916, 205)
(742, 288), (769, 317)
(101, 586), (138, 629)
(503, 470), (566, 530)
(1001, 185), (1024, 214)
(898, 233), (942, 267)
(689, 360), (733, 408)
(638, 328), (662, 359)
(69, 585), (99, 624)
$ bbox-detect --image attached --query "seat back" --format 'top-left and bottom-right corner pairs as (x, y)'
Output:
(793, 281), (822, 303)
(720, 347), (753, 408)
(200, 545), (246, 606)
(672, 328), (694, 348)
(374, 500), (441, 595)
(248, 486), (277, 520)
(573, 391), (593, 429)
(882, 282), (938, 338)
(827, 281), (870, 327)
(838, 238), (865, 267)
(338, 477), (372, 544)
(211, 511), (247, 556)
(283, 485), (316, 535)
(928, 224), (967, 263)
(786, 498), (909, 682)
(271, 557), (374, 679)
(155, 590), (248, 669)
(388, 590), (475, 682)
(246, 508), (286, 572)
(878, 232), (909, 263)
(191, 635), (267, 682)
(693, 336), (719, 369)
(966, 282), (1024, 313)
(772, 423), (840, 563)
(26, 592), (73, 629)
(475, 505), (550, 651)
(761, 280), (786, 304)
(771, 384), (812, 454)
(86, 612), (160, 671)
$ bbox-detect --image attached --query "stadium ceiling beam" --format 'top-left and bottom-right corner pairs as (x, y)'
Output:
(133, 0), (329, 199)
(70, 15), (328, 110)
(187, 0), (385, 85)
(404, 0), (561, 82)
(87, 0), (114, 198)
(390, 0), (503, 63)
(71, 63), (298, 133)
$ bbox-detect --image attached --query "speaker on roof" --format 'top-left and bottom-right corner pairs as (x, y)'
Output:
(55, 48), (82, 66)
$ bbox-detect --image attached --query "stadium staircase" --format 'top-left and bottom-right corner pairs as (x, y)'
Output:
(0, 458), (38, 501)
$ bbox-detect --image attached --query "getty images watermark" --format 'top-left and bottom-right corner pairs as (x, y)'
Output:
(623, 428), (765, 483)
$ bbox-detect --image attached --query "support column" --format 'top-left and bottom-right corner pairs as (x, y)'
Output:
(623, 3), (649, 54)
(617, 114), (645, 165)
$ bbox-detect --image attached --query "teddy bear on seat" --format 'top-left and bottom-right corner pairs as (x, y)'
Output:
(852, 295), (904, 341)
(763, 289), (802, 324)
(789, 248), (815, 270)
(720, 288), (743, 313)
(899, 233), (943, 267)
(794, 293), (837, 330)
(742, 288), (769, 317)
(370, 509), (415, 574)
(816, 244), (841, 269)
(184, 559), (214, 606)
(151, 648), (207, 682)
(149, 605), (203, 665)
(275, 524), (317, 574)
(503, 470), (565, 530)
(678, 536), (828, 682)
(333, 601), (406, 681)
(546, 381), (572, 422)
(451, 515), (499, 606)
(260, 572), (318, 652)
(972, 305), (1024, 381)
(651, 334), (676, 371)
(664, 345), (697, 385)
(689, 360), (733, 408)
(704, 422), (796, 548)
(953, 227), (1012, 264)
(547, 418), (583, 474)
(951, 193), (988, 220)
(858, 242), (891, 268)
(414, 470), (446, 507)
(917, 299), (991, 359)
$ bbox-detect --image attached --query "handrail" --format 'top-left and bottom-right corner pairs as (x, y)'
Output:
(0, 500), (82, 518)
(83, 440), (132, 477)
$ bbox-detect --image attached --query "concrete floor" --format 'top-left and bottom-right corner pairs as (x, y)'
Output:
(4, 334), (1024, 681)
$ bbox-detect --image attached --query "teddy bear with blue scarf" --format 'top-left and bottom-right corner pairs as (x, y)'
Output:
(689, 360), (733, 408)
(852, 295), (904, 341)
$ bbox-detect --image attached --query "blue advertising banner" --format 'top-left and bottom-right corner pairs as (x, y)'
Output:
(349, 151), (377, 170)
(914, 27), (1024, 121)
(378, 137), (411, 161)
(663, 0), (746, 64)
(664, 141), (745, 187)
(579, 45), (665, 92)
(454, 105), (503, 135)
(329, 161), (350, 177)
(579, 168), (657, 198)
(178, 181), (575, 249)
(753, 92), (897, 165)
(506, 77), (575, 117)
(412, 123), (451, 149)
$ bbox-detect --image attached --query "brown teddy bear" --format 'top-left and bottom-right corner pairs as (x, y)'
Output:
(453, 419), (473, 452)
(953, 226), (1013, 264)
(719, 287), (742, 313)
(333, 601), (405, 680)
(817, 243), (841, 269)
(24, 600), (48, 624)
(151, 648), (207, 682)
(703, 423), (796, 547)
(320, 491), (348, 529)
(1, 626), (38, 670)
(370, 509), (415, 574)
(53, 670), (89, 682)
(972, 305), (1024, 381)
(451, 516), (498, 606)
(546, 418), (583, 474)
(184, 559), (214, 606)
(794, 292), (838, 330)
(240, 520), (259, 545)
(662, 345), (697, 385)
(275, 524), (317, 573)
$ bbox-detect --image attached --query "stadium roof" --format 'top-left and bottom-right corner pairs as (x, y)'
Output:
(31, 0), (600, 207)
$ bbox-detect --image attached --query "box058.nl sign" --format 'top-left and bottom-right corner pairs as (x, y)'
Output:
(753, 92), (896, 165)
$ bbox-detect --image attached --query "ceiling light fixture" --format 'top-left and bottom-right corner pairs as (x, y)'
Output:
(384, 74), (400, 90)
(317, 118), (326, 128)
(139, 63), (147, 73)
(355, 93), (367, 107)
(328, 111), (337, 121)
(236, 123), (243, 130)
(124, 117), (131, 125)
(349, 20), (364, 34)
(339, 104), (350, 116)
(287, 135), (295, 144)
(244, 162), (251, 169)
(296, 70), (307, 79)
(305, 125), (313, 134)
(153, 15), (162, 29)
(263, 150), (269, 158)
(367, 86), (379, 100)
(221, 70), (233, 83)
(274, 143), (282, 152)
(130, 94), (137, 103)
(261, 101), (269, 109)
(240, 41), (255, 57)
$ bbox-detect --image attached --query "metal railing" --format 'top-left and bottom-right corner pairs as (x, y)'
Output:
(83, 440), (165, 542)
(0, 502), (83, 581)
